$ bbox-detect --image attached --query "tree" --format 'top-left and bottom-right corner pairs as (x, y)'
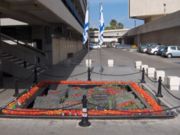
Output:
(117, 22), (124, 29)
(105, 19), (124, 30)
(110, 19), (117, 29)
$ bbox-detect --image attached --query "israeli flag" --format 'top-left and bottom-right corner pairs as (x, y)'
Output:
(83, 8), (89, 45)
(99, 4), (105, 46)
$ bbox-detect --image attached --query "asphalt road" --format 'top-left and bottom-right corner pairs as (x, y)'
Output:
(87, 48), (180, 76)
(0, 48), (180, 135)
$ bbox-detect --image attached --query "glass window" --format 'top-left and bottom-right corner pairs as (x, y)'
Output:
(170, 47), (176, 50)
(177, 46), (180, 50)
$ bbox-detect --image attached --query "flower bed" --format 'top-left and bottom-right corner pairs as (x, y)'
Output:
(2, 81), (163, 117)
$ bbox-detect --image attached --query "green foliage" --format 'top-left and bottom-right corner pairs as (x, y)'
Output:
(89, 27), (98, 31)
(105, 19), (124, 30)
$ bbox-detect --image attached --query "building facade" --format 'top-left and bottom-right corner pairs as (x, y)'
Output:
(0, 0), (87, 79)
(126, 0), (180, 46)
(89, 29), (129, 45)
(129, 0), (180, 23)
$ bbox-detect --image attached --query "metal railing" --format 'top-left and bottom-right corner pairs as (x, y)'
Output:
(0, 33), (45, 56)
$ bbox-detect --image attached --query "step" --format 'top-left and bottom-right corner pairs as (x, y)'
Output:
(14, 60), (24, 65)
(3, 55), (14, 60)
(10, 57), (21, 62)
(37, 69), (46, 75)
(26, 64), (35, 70)
(1, 53), (9, 57)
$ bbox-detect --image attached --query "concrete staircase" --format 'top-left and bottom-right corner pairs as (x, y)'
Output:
(0, 33), (48, 78)
(1, 51), (46, 76)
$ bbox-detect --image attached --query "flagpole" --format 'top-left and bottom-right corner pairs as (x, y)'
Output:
(99, 2), (104, 80)
(87, 1), (91, 81)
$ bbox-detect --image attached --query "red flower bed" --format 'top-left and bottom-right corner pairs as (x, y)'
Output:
(2, 81), (163, 116)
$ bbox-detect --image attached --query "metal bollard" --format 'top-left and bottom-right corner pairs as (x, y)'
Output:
(156, 77), (163, 97)
(141, 68), (146, 83)
(33, 66), (38, 84)
(13, 79), (19, 97)
(87, 67), (91, 81)
(65, 90), (69, 98)
(79, 95), (91, 127)
(23, 61), (27, 68)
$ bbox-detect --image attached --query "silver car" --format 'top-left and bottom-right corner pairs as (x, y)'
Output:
(147, 45), (160, 55)
(162, 46), (180, 58)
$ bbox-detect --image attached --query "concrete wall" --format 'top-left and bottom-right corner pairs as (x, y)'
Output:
(129, 0), (180, 19)
(140, 27), (180, 45)
(90, 29), (129, 43)
(31, 26), (53, 65)
(52, 38), (82, 65)
(127, 11), (180, 36)
(90, 29), (129, 37)
(126, 11), (180, 45)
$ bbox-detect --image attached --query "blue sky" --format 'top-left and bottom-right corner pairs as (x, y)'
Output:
(89, 0), (144, 29)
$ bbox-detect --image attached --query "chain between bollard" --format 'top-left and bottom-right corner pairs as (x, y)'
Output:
(92, 71), (141, 77)
(42, 71), (87, 78)
(145, 74), (158, 83)
(162, 84), (180, 100)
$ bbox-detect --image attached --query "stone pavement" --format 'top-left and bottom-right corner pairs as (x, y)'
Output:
(0, 48), (180, 135)
(0, 116), (180, 135)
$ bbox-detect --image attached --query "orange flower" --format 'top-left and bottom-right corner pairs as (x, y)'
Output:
(2, 81), (163, 117)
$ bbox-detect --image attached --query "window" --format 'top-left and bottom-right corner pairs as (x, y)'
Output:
(170, 47), (176, 50)
(177, 46), (180, 50)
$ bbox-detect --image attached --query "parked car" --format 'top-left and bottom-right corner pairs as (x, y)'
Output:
(147, 44), (160, 55)
(89, 43), (101, 49)
(115, 44), (131, 49)
(139, 44), (149, 53)
(162, 46), (180, 58)
(101, 44), (107, 48)
(139, 43), (154, 53)
(157, 46), (166, 55)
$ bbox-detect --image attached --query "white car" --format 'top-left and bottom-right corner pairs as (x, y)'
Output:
(89, 44), (101, 49)
(101, 44), (107, 48)
(147, 45), (160, 55)
(162, 46), (180, 58)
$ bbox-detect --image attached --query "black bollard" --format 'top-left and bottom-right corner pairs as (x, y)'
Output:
(13, 79), (19, 97)
(33, 66), (38, 84)
(140, 68), (146, 83)
(156, 77), (163, 97)
(87, 67), (91, 81)
(23, 61), (27, 68)
(65, 90), (69, 98)
(79, 95), (91, 127)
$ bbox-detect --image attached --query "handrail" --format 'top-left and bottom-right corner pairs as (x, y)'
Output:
(0, 33), (46, 56)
